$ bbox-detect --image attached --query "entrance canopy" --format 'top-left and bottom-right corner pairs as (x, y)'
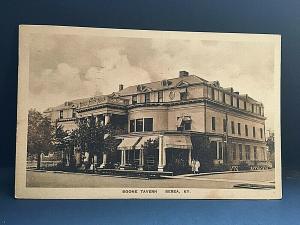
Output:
(164, 135), (192, 150)
(135, 136), (158, 149)
(117, 137), (141, 150)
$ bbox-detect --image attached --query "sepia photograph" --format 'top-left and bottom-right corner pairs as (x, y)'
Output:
(15, 25), (281, 199)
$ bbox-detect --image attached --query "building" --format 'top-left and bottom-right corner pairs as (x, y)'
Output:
(44, 71), (269, 173)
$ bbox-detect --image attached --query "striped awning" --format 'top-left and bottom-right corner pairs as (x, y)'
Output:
(164, 135), (192, 150)
(135, 136), (158, 149)
(117, 137), (141, 150)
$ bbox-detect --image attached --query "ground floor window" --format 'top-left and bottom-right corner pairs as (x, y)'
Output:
(232, 143), (237, 160)
(245, 145), (251, 160)
(239, 144), (243, 160)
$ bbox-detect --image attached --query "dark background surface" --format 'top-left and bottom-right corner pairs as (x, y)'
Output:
(0, 0), (299, 224)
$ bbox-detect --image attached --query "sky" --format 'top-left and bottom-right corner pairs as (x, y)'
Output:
(28, 33), (276, 130)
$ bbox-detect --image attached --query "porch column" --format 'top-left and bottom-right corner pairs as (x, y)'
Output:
(158, 135), (165, 172)
(138, 149), (144, 171)
(120, 150), (125, 170)
(104, 113), (111, 125)
(188, 148), (192, 166)
(99, 153), (107, 168)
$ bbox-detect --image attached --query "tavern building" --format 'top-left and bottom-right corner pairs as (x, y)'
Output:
(44, 71), (269, 172)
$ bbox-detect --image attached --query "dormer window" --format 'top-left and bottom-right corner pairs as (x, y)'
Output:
(132, 95), (137, 104)
(161, 79), (172, 87)
(179, 88), (188, 100)
(145, 93), (150, 103)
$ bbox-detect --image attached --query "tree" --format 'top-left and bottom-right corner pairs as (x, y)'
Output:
(27, 109), (53, 169)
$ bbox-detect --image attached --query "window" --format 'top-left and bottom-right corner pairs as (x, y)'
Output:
(223, 118), (227, 133)
(230, 95), (233, 106)
(239, 144), (243, 160)
(145, 93), (150, 103)
(254, 146), (257, 160)
(211, 88), (215, 100)
(158, 91), (163, 102)
(136, 119), (143, 132)
(237, 123), (241, 135)
(130, 120), (135, 132)
(222, 93), (226, 103)
(177, 117), (191, 131)
(252, 104), (254, 113)
(144, 118), (153, 131)
(253, 127), (256, 138)
(231, 121), (235, 134)
(244, 101), (247, 110)
(180, 89), (188, 100)
(217, 142), (223, 160)
(237, 99), (240, 108)
(245, 125), (248, 136)
(260, 128), (263, 139)
(212, 117), (216, 131)
(59, 110), (63, 119)
(259, 107), (261, 115)
(72, 110), (76, 118)
(132, 95), (137, 104)
(232, 143), (237, 160)
(245, 145), (250, 160)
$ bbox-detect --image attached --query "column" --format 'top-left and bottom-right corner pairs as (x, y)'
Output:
(158, 135), (164, 172)
(120, 150), (125, 170)
(99, 153), (107, 168)
(104, 114), (111, 125)
(138, 149), (144, 171)
(188, 148), (192, 166)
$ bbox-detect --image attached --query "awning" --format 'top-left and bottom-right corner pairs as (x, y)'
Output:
(135, 136), (158, 149)
(117, 137), (141, 150)
(164, 135), (192, 149)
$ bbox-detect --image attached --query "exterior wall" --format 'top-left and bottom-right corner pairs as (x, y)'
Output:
(168, 103), (205, 132)
(57, 120), (77, 132)
(205, 106), (265, 141)
(128, 106), (168, 132)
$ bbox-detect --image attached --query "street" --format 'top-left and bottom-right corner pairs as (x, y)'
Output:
(26, 169), (275, 189)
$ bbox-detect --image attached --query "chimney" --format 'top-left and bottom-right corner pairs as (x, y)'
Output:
(119, 84), (124, 91)
(179, 71), (189, 78)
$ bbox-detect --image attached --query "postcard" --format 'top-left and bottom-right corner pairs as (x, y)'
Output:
(15, 25), (281, 199)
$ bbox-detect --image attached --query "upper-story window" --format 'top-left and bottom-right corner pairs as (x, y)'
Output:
(145, 93), (150, 103)
(158, 91), (163, 102)
(231, 121), (235, 134)
(253, 126), (256, 138)
(237, 123), (241, 135)
(177, 116), (191, 131)
(223, 118), (227, 133)
(136, 119), (143, 132)
(130, 118), (154, 132)
(59, 110), (63, 119)
(144, 118), (153, 131)
(237, 98), (240, 108)
(245, 125), (248, 136)
(180, 88), (188, 100)
(72, 110), (76, 118)
(132, 95), (137, 105)
(211, 117), (216, 131)
(130, 120), (135, 132)
(230, 95), (233, 106)
(260, 128), (263, 139)
(222, 92), (226, 103)
(252, 104), (254, 113)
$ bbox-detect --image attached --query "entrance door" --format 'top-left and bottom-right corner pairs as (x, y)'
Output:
(166, 149), (190, 174)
